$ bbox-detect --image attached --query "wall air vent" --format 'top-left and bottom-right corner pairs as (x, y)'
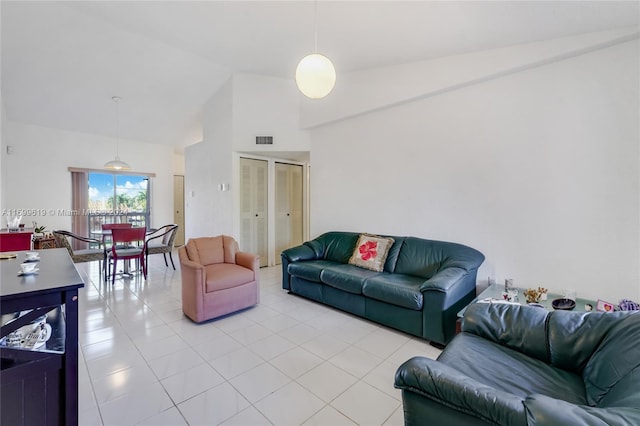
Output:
(256, 136), (273, 145)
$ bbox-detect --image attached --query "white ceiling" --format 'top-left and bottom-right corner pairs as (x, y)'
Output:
(2, 1), (638, 151)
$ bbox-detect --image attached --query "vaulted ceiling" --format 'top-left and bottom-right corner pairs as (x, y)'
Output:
(2, 1), (638, 150)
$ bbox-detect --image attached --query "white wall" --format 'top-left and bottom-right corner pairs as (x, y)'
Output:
(1, 120), (175, 231)
(186, 74), (311, 244)
(232, 73), (311, 153)
(310, 39), (639, 302)
(0, 100), (5, 212)
(172, 152), (185, 175)
(301, 27), (638, 129)
(185, 79), (234, 240)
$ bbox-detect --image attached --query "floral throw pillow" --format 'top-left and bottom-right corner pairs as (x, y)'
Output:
(348, 234), (395, 272)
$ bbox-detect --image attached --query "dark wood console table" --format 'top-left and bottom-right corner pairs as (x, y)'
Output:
(0, 248), (84, 425)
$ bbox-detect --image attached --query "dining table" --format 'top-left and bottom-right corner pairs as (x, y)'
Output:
(99, 228), (152, 277)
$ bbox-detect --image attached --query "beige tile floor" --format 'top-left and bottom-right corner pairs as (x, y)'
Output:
(76, 252), (442, 425)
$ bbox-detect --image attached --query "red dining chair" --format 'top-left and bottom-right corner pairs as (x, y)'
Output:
(101, 222), (133, 246)
(101, 223), (133, 230)
(107, 227), (147, 284)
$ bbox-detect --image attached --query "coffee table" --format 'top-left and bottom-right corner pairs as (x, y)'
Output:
(456, 284), (596, 332)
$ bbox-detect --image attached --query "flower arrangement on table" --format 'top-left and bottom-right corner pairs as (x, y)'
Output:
(31, 222), (55, 249)
(523, 287), (548, 304)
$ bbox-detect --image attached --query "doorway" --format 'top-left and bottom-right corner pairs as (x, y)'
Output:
(275, 162), (304, 264)
(173, 175), (185, 246)
(239, 158), (268, 267)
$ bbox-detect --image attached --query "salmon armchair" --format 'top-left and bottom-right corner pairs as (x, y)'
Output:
(178, 235), (259, 323)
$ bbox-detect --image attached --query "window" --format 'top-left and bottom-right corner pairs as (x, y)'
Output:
(87, 172), (150, 236)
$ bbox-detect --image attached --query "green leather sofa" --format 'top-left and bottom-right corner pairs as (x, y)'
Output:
(395, 303), (640, 425)
(281, 231), (485, 346)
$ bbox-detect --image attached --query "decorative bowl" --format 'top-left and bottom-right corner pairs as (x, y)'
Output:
(552, 298), (576, 311)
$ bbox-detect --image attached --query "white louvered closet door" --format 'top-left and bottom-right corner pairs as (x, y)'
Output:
(240, 158), (268, 267)
(275, 162), (303, 264)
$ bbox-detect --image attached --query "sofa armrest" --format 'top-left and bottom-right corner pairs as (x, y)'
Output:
(236, 251), (259, 272)
(180, 258), (205, 291)
(462, 303), (550, 362)
(395, 356), (527, 425)
(419, 267), (467, 292)
(419, 266), (478, 345)
(178, 250), (206, 322)
(180, 257), (203, 271)
(281, 244), (318, 262)
(281, 244), (318, 291)
(524, 394), (640, 426)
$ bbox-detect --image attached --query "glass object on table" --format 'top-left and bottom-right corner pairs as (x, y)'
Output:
(458, 283), (595, 319)
(6, 215), (22, 232)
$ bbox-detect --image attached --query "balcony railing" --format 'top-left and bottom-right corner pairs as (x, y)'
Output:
(87, 212), (149, 246)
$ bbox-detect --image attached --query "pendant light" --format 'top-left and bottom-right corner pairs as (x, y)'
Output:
(295, 0), (336, 99)
(104, 96), (131, 171)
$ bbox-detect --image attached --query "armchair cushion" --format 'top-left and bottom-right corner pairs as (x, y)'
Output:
(524, 393), (640, 426)
(460, 301), (550, 361)
(205, 263), (256, 292)
(185, 238), (203, 264)
(186, 235), (238, 266)
(437, 332), (587, 404)
(583, 313), (640, 405)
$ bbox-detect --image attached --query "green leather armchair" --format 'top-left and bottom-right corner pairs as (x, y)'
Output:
(395, 303), (640, 425)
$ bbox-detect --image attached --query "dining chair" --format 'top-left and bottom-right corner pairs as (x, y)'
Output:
(101, 222), (133, 246)
(101, 223), (132, 229)
(53, 230), (107, 275)
(107, 227), (147, 284)
(145, 224), (179, 270)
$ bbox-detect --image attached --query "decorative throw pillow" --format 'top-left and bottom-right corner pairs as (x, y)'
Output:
(348, 234), (395, 272)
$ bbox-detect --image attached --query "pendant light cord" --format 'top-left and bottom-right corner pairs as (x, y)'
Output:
(113, 96), (121, 158)
(314, 0), (318, 53)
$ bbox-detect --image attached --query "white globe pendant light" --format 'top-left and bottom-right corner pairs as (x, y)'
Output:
(296, 53), (336, 99)
(295, 1), (335, 99)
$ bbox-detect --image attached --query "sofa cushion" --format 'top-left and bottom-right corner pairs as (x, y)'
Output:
(438, 332), (588, 405)
(306, 232), (360, 263)
(596, 365), (640, 409)
(288, 260), (339, 283)
(362, 273), (424, 310)
(204, 263), (254, 292)
(582, 312), (640, 406)
(394, 237), (447, 278)
(320, 264), (380, 294)
(546, 310), (622, 373)
(348, 234), (395, 272)
(394, 237), (484, 279)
